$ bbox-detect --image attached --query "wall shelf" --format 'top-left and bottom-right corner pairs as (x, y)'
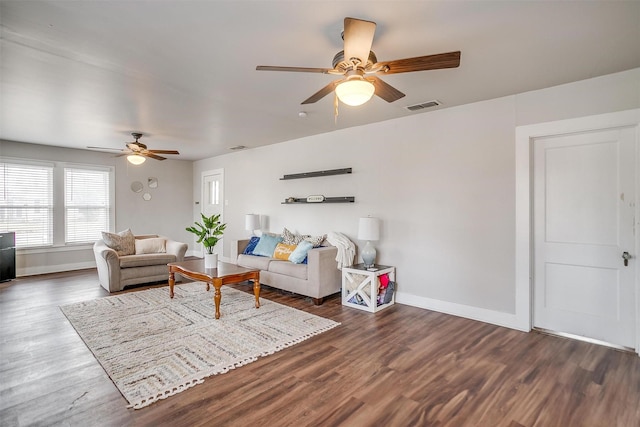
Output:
(282, 196), (355, 204)
(280, 168), (352, 180)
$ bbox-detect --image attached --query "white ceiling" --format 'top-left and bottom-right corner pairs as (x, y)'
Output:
(1, 1), (639, 161)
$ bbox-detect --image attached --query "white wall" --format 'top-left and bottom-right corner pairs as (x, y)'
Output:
(193, 68), (640, 328)
(0, 141), (194, 275)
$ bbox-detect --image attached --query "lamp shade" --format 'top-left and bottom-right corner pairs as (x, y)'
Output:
(335, 78), (375, 106)
(358, 217), (380, 241)
(127, 154), (146, 165)
(245, 214), (260, 231)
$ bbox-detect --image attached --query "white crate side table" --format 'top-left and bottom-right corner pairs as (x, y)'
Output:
(341, 264), (396, 313)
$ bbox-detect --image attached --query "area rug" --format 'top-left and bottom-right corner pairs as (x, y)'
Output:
(60, 282), (340, 409)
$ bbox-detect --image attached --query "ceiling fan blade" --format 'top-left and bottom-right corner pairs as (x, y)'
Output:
(370, 76), (406, 103)
(301, 81), (340, 104)
(87, 146), (123, 151)
(256, 65), (332, 74)
(343, 17), (376, 67)
(143, 152), (166, 161)
(375, 51), (461, 75)
(148, 149), (180, 155)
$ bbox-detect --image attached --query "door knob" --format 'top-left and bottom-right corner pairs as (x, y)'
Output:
(622, 251), (631, 267)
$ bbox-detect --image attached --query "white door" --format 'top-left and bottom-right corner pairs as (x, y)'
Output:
(533, 127), (636, 349)
(201, 169), (224, 256)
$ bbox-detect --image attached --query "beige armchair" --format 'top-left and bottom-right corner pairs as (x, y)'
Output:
(94, 234), (188, 292)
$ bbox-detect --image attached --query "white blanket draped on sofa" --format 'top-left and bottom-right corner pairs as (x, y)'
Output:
(326, 231), (356, 269)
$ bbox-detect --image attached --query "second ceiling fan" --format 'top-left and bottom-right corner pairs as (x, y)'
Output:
(87, 133), (180, 165)
(256, 17), (461, 106)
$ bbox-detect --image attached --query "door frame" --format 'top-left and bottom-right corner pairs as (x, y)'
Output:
(515, 108), (640, 354)
(199, 168), (224, 257)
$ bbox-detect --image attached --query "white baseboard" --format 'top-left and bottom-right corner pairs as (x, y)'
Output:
(16, 252), (225, 277)
(395, 291), (529, 332)
(17, 261), (96, 277)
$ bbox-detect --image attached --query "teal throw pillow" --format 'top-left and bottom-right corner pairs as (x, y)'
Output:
(289, 240), (313, 264)
(252, 234), (283, 257)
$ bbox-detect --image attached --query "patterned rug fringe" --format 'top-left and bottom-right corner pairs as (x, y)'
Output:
(258, 324), (343, 357)
(131, 378), (205, 409)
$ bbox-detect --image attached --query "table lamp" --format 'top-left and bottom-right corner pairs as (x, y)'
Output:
(358, 217), (380, 269)
(245, 214), (260, 236)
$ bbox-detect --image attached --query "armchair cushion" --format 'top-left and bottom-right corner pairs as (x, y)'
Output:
(135, 237), (166, 254)
(102, 229), (135, 256)
(119, 253), (175, 268)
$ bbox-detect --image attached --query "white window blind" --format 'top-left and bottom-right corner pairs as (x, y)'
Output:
(64, 167), (110, 244)
(0, 162), (54, 248)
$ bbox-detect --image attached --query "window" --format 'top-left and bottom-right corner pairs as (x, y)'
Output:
(0, 161), (54, 248)
(64, 167), (111, 244)
(0, 159), (113, 249)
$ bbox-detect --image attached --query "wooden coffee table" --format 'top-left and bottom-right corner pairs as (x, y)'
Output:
(168, 259), (260, 319)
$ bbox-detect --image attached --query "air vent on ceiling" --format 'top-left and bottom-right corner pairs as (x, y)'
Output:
(405, 100), (442, 112)
(229, 145), (248, 151)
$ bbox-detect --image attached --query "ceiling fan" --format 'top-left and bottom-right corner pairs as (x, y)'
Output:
(256, 17), (461, 107)
(88, 133), (180, 164)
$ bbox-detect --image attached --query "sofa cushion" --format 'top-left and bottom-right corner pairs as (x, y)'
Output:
(282, 228), (303, 245)
(252, 234), (283, 257)
(273, 243), (297, 260)
(135, 237), (166, 254)
(119, 253), (176, 268)
(242, 236), (261, 255)
(237, 254), (274, 270)
(102, 229), (135, 256)
(302, 234), (326, 247)
(289, 241), (313, 264)
(268, 260), (308, 280)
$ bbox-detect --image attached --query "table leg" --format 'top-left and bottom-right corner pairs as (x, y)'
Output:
(213, 279), (222, 319)
(169, 271), (175, 298)
(253, 275), (260, 309)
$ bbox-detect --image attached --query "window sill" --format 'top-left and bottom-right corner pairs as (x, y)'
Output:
(17, 244), (94, 255)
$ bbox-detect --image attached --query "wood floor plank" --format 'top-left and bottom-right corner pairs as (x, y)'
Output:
(1, 268), (639, 426)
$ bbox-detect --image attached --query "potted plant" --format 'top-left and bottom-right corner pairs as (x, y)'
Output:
(186, 213), (227, 268)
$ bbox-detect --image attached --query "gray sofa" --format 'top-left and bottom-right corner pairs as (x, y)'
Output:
(94, 234), (188, 292)
(231, 239), (342, 305)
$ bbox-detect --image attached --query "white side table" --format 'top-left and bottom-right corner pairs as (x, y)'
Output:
(341, 264), (396, 313)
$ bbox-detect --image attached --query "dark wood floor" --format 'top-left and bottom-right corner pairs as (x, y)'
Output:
(1, 269), (639, 427)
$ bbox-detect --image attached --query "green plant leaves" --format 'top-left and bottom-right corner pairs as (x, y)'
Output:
(185, 213), (227, 254)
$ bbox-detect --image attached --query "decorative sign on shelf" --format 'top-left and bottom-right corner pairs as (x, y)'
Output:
(306, 195), (325, 203)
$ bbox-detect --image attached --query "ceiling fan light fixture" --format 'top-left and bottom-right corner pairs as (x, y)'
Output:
(335, 77), (375, 106)
(127, 154), (146, 165)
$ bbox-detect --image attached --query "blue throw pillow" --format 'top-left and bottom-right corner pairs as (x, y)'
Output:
(242, 236), (261, 255)
(252, 234), (283, 257)
(289, 240), (313, 264)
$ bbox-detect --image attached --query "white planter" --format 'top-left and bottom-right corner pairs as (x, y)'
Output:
(204, 253), (218, 269)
